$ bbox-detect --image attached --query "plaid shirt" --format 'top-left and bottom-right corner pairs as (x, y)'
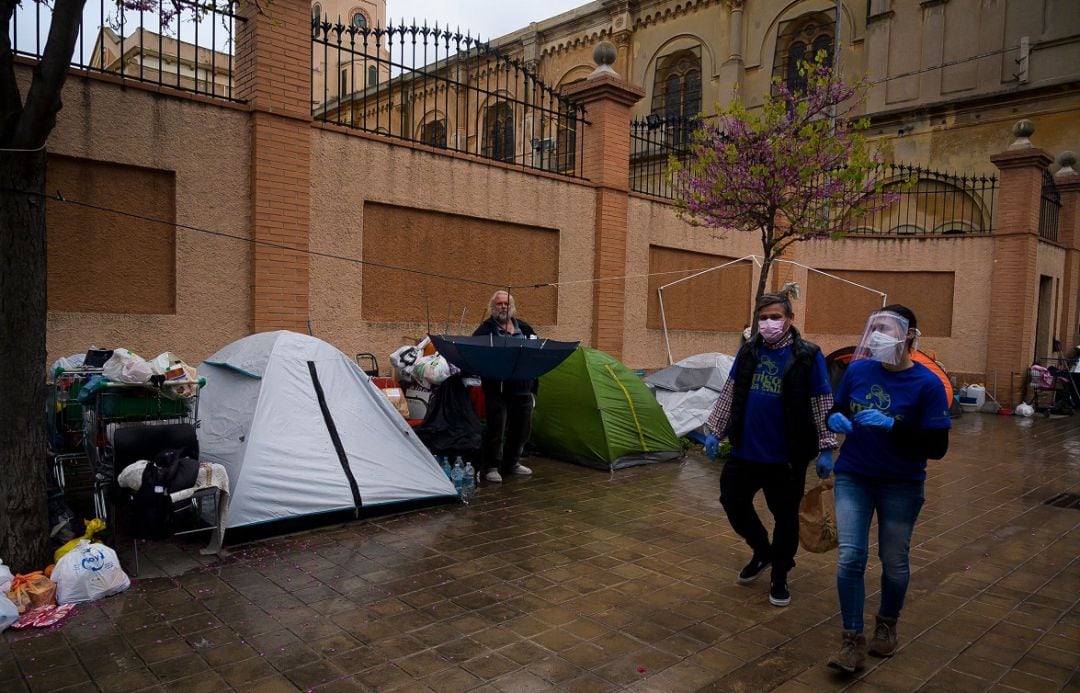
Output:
(706, 332), (839, 452)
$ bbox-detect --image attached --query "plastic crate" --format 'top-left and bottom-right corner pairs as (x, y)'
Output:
(96, 389), (190, 418)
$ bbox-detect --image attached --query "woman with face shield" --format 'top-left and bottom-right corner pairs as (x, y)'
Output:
(822, 305), (951, 673)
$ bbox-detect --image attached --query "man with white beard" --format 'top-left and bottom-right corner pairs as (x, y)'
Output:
(472, 291), (538, 483)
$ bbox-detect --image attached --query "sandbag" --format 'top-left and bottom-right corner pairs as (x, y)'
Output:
(52, 540), (130, 604)
(799, 478), (838, 553)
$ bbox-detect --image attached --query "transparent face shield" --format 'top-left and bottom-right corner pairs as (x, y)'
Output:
(853, 310), (912, 366)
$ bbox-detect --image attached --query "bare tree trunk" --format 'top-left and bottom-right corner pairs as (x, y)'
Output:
(0, 149), (51, 573)
(755, 254), (773, 304)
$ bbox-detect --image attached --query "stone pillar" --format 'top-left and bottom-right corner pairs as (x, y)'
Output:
(236, 0), (312, 333)
(719, 0), (745, 100)
(987, 120), (1053, 405)
(1054, 152), (1080, 351)
(562, 43), (645, 359)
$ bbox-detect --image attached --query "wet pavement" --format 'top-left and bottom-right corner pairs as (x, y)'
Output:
(2, 412), (1078, 692)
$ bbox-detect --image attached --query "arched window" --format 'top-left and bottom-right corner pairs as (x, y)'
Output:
(312, 4), (322, 25)
(773, 11), (835, 94)
(556, 102), (578, 174)
(351, 12), (367, 30)
(421, 119), (447, 148)
(367, 65), (377, 86)
(651, 46), (702, 147)
(651, 46), (701, 120)
(482, 102), (515, 163)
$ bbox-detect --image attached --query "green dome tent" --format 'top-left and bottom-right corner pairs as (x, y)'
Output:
(531, 348), (683, 470)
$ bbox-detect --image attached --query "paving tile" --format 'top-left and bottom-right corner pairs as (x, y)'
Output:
(5, 414), (1077, 692)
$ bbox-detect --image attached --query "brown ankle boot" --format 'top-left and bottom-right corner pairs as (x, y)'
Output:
(868, 616), (898, 657)
(828, 630), (867, 673)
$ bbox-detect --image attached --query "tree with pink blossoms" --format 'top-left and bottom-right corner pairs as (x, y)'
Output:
(672, 54), (894, 305)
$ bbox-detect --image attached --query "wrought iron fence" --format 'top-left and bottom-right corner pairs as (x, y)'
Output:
(311, 19), (588, 178)
(836, 163), (998, 236)
(9, 0), (244, 102)
(629, 115), (699, 199)
(1039, 168), (1061, 243)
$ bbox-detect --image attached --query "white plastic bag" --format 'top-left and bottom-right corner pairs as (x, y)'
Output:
(151, 352), (198, 399)
(411, 354), (457, 386)
(0, 594), (17, 633)
(52, 540), (130, 604)
(102, 348), (154, 384)
(0, 558), (12, 593)
(49, 353), (85, 376)
(389, 345), (422, 381)
(1015, 402), (1035, 418)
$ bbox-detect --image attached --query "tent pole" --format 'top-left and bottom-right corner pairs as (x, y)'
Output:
(658, 287), (674, 365)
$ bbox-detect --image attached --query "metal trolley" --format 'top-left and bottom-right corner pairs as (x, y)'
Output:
(48, 369), (204, 521)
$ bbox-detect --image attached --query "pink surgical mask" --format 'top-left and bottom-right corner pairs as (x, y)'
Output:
(758, 318), (787, 343)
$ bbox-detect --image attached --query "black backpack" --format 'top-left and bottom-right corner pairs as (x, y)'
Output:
(127, 449), (200, 539)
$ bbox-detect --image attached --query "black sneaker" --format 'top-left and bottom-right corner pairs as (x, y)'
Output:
(736, 556), (771, 585)
(769, 580), (791, 607)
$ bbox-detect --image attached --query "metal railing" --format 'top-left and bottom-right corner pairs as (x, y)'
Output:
(1039, 169), (1061, 243)
(838, 163), (997, 236)
(629, 115), (700, 199)
(311, 19), (588, 178)
(9, 0), (244, 102)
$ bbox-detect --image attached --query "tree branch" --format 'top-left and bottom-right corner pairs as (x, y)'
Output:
(11, 0), (87, 149)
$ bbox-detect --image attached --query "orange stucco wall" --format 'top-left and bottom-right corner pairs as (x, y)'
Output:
(307, 127), (596, 365)
(31, 67), (253, 368)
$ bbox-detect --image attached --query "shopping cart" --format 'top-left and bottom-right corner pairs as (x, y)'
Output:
(79, 378), (205, 521)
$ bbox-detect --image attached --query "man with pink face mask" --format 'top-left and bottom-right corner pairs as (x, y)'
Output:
(705, 286), (838, 607)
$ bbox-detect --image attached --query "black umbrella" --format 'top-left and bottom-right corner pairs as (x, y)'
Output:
(429, 334), (579, 381)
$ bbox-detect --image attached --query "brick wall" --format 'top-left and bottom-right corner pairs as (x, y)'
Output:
(239, 0), (313, 333)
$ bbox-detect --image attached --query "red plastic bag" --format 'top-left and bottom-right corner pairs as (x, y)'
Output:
(10, 604), (77, 630)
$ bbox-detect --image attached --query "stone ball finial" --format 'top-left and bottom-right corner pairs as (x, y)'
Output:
(587, 41), (620, 79)
(593, 41), (617, 67)
(1013, 119), (1035, 138)
(1009, 119), (1035, 150)
(1059, 151), (1077, 168)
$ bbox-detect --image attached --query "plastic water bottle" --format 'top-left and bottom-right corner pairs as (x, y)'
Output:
(440, 456), (452, 480)
(451, 459), (464, 495)
(461, 460), (476, 500)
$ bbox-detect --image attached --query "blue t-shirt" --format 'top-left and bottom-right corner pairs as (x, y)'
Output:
(834, 359), (952, 481)
(729, 345), (832, 464)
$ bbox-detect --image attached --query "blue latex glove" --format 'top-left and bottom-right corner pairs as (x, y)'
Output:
(705, 434), (721, 461)
(827, 412), (853, 435)
(815, 450), (834, 479)
(854, 408), (894, 431)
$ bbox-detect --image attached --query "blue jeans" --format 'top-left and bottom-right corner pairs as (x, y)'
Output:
(834, 473), (925, 633)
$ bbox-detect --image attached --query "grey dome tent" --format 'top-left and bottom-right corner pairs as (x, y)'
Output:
(645, 352), (735, 437)
(197, 331), (456, 529)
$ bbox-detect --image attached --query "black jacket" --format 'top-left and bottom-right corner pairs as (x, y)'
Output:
(728, 326), (822, 465)
(472, 316), (538, 395)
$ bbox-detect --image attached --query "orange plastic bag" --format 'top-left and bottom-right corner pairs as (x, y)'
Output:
(798, 479), (838, 553)
(6, 572), (57, 614)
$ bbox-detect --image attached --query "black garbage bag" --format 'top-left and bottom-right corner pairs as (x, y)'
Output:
(415, 374), (482, 456)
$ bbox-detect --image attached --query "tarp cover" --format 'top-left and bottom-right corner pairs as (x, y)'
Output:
(531, 348), (682, 470)
(414, 374), (483, 455)
(645, 353), (735, 437)
(198, 331), (455, 529)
